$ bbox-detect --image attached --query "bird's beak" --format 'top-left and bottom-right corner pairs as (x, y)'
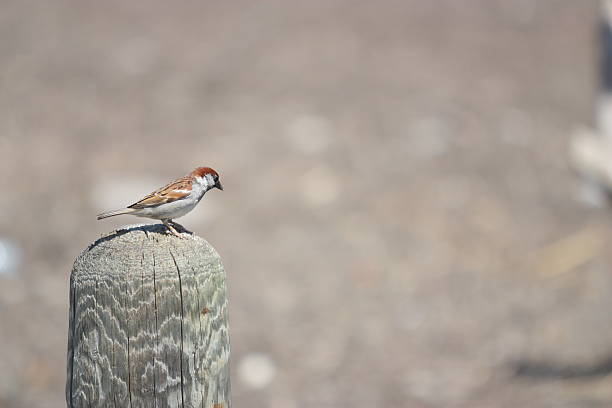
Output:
(215, 181), (223, 191)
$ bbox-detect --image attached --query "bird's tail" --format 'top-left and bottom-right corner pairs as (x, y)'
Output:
(96, 208), (136, 220)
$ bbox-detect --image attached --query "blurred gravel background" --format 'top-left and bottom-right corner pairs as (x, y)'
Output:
(0, 1), (610, 407)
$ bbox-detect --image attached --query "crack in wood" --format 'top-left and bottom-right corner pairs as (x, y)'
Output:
(125, 273), (133, 408)
(152, 252), (159, 406)
(170, 249), (186, 408)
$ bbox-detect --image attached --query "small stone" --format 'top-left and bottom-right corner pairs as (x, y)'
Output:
(0, 238), (21, 277)
(238, 352), (277, 389)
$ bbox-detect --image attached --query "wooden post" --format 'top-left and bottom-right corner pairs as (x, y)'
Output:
(66, 224), (230, 408)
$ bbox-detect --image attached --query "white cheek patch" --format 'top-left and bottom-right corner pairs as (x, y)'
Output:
(194, 175), (211, 192)
(205, 175), (215, 189)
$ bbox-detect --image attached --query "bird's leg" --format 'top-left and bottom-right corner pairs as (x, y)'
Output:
(169, 220), (192, 234)
(162, 219), (185, 238)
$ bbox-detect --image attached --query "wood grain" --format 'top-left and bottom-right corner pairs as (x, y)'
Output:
(66, 224), (230, 408)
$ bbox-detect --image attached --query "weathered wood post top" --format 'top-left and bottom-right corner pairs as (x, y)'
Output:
(66, 224), (230, 408)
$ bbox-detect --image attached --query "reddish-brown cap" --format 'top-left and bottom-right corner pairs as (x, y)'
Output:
(192, 167), (219, 178)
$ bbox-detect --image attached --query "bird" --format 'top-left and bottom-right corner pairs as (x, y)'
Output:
(97, 166), (223, 238)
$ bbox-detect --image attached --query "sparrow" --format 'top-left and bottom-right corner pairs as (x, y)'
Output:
(97, 167), (223, 238)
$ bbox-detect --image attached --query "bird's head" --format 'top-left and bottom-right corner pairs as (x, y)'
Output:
(193, 167), (223, 191)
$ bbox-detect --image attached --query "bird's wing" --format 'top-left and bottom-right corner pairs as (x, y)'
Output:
(128, 176), (193, 209)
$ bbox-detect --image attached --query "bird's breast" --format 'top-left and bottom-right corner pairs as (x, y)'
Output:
(139, 196), (199, 220)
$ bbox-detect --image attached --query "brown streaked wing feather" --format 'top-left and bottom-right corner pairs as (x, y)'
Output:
(128, 175), (193, 209)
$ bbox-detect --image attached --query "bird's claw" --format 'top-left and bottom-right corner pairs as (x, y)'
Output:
(163, 221), (187, 239)
(170, 221), (191, 233)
